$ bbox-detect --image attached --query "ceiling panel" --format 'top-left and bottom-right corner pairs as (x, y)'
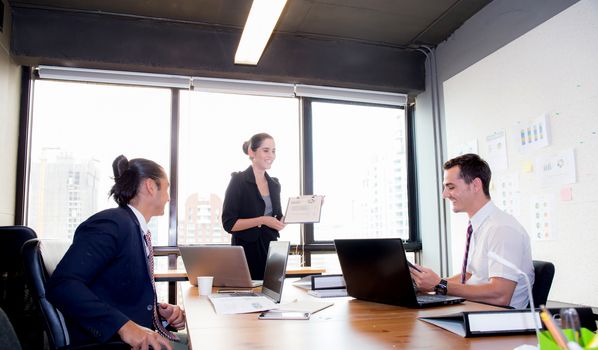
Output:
(9, 0), (491, 46)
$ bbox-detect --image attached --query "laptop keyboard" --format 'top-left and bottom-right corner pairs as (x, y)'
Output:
(230, 292), (259, 297)
(417, 294), (449, 302)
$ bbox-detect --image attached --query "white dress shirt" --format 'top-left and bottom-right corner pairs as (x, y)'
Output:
(128, 204), (150, 257)
(466, 201), (535, 308)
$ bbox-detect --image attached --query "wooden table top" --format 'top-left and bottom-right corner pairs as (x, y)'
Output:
(180, 281), (537, 350)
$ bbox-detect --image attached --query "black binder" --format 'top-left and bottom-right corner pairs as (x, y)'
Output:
(310, 274), (346, 290)
(419, 307), (596, 338)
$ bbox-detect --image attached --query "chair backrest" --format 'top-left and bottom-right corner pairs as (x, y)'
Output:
(0, 226), (38, 309)
(21, 238), (72, 349)
(0, 306), (22, 350)
(0, 225), (44, 349)
(531, 260), (555, 307)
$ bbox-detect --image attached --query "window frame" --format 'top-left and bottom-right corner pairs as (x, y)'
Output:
(298, 97), (420, 265)
(16, 68), (422, 263)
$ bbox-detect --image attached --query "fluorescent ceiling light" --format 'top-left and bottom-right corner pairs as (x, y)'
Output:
(234, 0), (288, 65)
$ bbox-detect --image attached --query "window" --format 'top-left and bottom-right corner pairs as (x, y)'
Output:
(177, 91), (301, 245)
(24, 74), (413, 253)
(27, 80), (171, 243)
(310, 100), (409, 241)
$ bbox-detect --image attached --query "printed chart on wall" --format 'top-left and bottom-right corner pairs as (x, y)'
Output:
(534, 148), (576, 188)
(517, 114), (550, 153)
(530, 195), (555, 241)
(451, 139), (478, 159)
(491, 174), (521, 218)
(486, 130), (508, 171)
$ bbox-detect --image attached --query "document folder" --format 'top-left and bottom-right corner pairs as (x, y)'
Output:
(419, 307), (596, 338)
(419, 309), (540, 337)
(307, 289), (348, 298)
(311, 274), (346, 290)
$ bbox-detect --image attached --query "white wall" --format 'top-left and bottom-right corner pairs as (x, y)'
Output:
(0, 0), (21, 225)
(442, 0), (598, 306)
(415, 0), (579, 278)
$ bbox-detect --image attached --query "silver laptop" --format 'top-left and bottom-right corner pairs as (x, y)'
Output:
(179, 245), (261, 288)
(220, 240), (290, 303)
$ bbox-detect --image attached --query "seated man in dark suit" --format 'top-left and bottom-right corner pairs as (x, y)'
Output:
(47, 155), (186, 350)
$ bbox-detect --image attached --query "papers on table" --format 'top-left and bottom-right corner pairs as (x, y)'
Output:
(208, 294), (335, 315)
(283, 195), (324, 224)
(275, 299), (333, 314)
(208, 294), (277, 315)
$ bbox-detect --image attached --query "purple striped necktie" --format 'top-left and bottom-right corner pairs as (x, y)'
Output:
(143, 231), (179, 341)
(460, 223), (473, 284)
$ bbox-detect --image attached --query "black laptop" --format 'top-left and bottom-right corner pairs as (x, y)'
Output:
(334, 238), (465, 308)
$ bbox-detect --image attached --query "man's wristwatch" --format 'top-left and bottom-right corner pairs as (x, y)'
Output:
(434, 279), (448, 295)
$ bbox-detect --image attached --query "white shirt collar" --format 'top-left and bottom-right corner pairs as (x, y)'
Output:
(128, 204), (149, 235)
(470, 200), (496, 232)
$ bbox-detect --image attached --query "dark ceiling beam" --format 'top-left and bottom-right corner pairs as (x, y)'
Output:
(10, 6), (425, 95)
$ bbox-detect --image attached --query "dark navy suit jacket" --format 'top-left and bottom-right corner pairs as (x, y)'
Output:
(47, 205), (155, 345)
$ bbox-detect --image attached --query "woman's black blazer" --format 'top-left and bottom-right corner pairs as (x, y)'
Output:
(221, 166), (282, 243)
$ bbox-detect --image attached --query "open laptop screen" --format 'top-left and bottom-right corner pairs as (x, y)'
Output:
(179, 245), (255, 287)
(334, 238), (464, 308)
(334, 238), (465, 307)
(261, 241), (290, 302)
(334, 238), (421, 307)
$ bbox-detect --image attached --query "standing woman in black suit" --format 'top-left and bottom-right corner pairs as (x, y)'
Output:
(222, 133), (286, 280)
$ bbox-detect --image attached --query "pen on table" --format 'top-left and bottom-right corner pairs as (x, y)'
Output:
(539, 305), (569, 350)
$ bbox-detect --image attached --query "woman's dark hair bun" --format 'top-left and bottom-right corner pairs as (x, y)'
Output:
(242, 141), (250, 155)
(243, 133), (273, 155)
(112, 155), (129, 179)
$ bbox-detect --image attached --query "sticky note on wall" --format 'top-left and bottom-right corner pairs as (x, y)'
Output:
(522, 161), (533, 173)
(560, 187), (573, 201)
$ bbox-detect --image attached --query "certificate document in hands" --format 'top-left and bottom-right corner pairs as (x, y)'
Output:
(283, 195), (324, 224)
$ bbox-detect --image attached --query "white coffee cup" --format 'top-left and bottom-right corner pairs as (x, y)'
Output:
(197, 276), (214, 296)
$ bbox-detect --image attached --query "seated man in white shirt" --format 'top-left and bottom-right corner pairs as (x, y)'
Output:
(410, 153), (534, 308)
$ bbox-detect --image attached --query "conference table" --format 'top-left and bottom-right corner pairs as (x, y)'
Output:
(180, 280), (537, 350)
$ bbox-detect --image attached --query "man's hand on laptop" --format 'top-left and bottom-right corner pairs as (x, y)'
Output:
(409, 264), (441, 293)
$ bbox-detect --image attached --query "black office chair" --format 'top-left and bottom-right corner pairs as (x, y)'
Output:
(21, 238), (129, 350)
(0, 306), (23, 350)
(0, 225), (45, 349)
(530, 260), (555, 308)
